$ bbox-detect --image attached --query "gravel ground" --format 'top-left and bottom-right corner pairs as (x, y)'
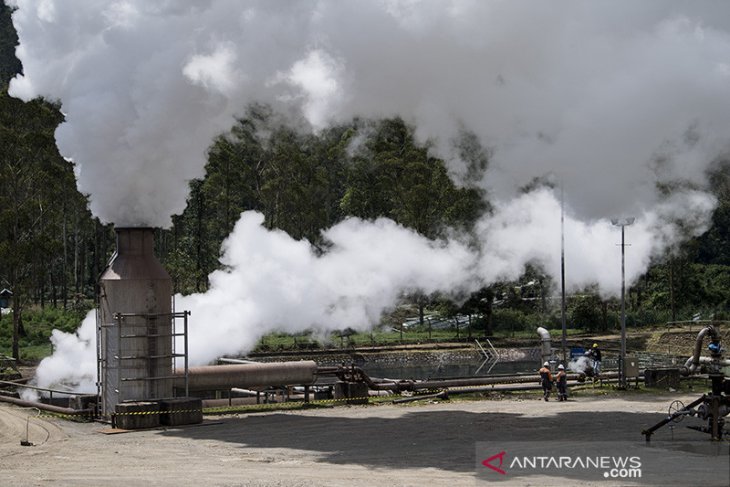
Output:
(0, 390), (727, 486)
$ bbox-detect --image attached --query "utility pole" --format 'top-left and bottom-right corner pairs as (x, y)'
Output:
(611, 217), (634, 389)
(560, 186), (567, 365)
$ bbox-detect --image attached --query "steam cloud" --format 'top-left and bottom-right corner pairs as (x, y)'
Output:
(569, 356), (594, 376)
(20, 311), (97, 400)
(6, 2), (730, 379)
(177, 212), (478, 363)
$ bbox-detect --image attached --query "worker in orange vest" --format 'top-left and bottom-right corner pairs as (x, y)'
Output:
(556, 364), (568, 401)
(539, 361), (553, 401)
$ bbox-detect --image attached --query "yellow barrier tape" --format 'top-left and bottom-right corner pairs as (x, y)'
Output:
(38, 384), (522, 421)
(203, 395), (372, 415)
(38, 411), (93, 422)
(113, 409), (202, 416)
(110, 395), (375, 417)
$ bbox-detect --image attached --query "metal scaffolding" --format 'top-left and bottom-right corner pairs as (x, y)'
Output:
(97, 310), (189, 417)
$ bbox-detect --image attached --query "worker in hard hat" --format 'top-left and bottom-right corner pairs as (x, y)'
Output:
(587, 343), (602, 377)
(556, 364), (568, 401)
(539, 361), (553, 401)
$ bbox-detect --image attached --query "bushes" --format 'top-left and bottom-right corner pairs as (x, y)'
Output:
(0, 305), (90, 360)
(491, 309), (544, 334)
(0, 312), (11, 352)
(571, 296), (607, 332)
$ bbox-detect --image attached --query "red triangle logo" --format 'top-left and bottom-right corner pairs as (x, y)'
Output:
(482, 451), (507, 475)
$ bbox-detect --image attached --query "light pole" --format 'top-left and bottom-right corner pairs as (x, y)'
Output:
(611, 217), (634, 389)
(560, 186), (567, 365)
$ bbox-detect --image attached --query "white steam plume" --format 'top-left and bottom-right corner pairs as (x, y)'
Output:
(7, 2), (730, 378)
(177, 212), (478, 364)
(8, 1), (730, 226)
(569, 356), (594, 375)
(476, 187), (716, 297)
(21, 311), (97, 400)
(175, 185), (715, 365)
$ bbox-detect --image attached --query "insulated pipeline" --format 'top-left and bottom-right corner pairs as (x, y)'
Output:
(684, 325), (722, 374)
(0, 394), (92, 417)
(412, 372), (619, 391)
(537, 327), (552, 364)
(175, 361), (319, 391)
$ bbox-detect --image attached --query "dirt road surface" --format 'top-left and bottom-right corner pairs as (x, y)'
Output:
(0, 391), (726, 486)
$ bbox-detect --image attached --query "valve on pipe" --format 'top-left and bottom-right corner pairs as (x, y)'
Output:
(644, 325), (730, 441)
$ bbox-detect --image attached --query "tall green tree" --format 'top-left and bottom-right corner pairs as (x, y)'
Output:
(341, 118), (485, 238)
(0, 4), (21, 87)
(0, 93), (76, 358)
(341, 118), (487, 320)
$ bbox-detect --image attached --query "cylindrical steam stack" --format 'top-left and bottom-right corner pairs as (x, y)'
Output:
(99, 227), (173, 417)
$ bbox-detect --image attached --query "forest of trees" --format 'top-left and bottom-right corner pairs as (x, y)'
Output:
(3, 5), (730, 360)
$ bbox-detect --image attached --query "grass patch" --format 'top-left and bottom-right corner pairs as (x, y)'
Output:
(0, 305), (90, 362)
(16, 343), (54, 362)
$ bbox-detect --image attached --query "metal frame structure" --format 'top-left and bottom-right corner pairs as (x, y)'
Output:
(97, 309), (189, 417)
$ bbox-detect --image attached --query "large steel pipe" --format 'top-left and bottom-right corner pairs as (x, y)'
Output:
(0, 394), (92, 417)
(444, 380), (587, 394)
(412, 372), (610, 391)
(684, 325), (721, 374)
(537, 327), (552, 364)
(175, 361), (318, 391)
